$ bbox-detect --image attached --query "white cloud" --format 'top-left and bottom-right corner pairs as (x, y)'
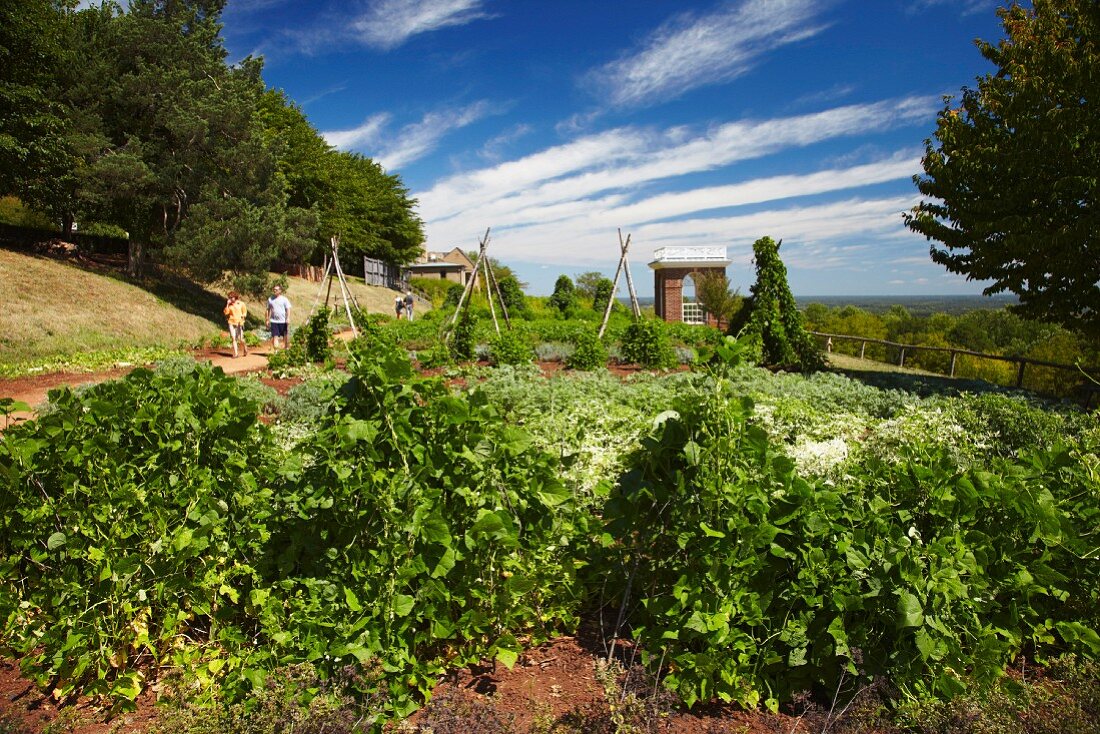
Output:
(908, 0), (989, 17)
(377, 101), (494, 170)
(321, 102), (494, 169)
(321, 114), (390, 150)
(588, 0), (832, 108)
(352, 0), (490, 51)
(479, 124), (534, 162)
(419, 96), (935, 228)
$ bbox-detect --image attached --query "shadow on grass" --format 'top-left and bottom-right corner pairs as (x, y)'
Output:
(826, 365), (1016, 399)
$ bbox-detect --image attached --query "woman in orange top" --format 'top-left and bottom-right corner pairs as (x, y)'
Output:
(224, 291), (248, 357)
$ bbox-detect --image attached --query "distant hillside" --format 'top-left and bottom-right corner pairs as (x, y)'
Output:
(794, 294), (1018, 317)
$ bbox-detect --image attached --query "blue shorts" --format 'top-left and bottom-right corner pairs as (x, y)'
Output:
(271, 322), (288, 338)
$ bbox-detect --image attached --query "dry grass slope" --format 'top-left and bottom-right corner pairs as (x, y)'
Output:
(0, 248), (413, 367)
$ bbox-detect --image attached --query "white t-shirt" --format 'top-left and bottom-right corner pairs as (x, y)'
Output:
(268, 295), (291, 323)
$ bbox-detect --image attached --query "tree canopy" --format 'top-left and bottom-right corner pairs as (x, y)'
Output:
(1, 1), (423, 291)
(905, 0), (1099, 336)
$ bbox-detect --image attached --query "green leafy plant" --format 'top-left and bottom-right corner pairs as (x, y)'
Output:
(618, 319), (677, 369)
(565, 327), (607, 371)
(488, 329), (534, 366)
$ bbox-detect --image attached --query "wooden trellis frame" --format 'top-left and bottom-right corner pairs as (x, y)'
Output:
(598, 229), (642, 338)
(445, 227), (512, 341)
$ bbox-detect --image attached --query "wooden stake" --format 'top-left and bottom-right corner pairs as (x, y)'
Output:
(483, 253), (500, 335)
(619, 230), (641, 319)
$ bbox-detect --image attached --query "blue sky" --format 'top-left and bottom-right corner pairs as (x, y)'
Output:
(217, 0), (1005, 297)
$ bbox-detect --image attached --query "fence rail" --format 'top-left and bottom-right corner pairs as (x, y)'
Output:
(810, 331), (1099, 400)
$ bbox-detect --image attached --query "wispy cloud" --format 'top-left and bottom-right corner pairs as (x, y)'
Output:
(479, 124), (534, 162)
(588, 0), (832, 108)
(321, 114), (390, 150)
(414, 95), (936, 272)
(419, 96), (935, 226)
(908, 0), (989, 17)
(323, 102), (495, 169)
(352, 0), (491, 51)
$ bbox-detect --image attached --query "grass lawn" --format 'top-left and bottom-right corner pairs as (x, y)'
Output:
(0, 248), (415, 370)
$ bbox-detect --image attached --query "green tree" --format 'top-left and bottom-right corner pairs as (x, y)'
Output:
(905, 0), (1100, 336)
(730, 236), (823, 371)
(0, 0), (75, 214)
(548, 274), (576, 314)
(319, 150), (423, 268)
(575, 271), (603, 303)
(496, 272), (528, 317)
(694, 270), (742, 325)
(591, 277), (615, 313)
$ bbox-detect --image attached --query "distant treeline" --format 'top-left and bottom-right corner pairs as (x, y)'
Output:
(802, 303), (1098, 398)
(795, 294), (1018, 317)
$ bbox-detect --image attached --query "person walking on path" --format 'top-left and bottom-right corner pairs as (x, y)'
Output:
(267, 284), (292, 350)
(395, 295), (405, 320)
(404, 291), (414, 321)
(223, 291), (248, 358)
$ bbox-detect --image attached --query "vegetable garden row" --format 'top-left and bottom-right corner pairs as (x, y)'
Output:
(1, 328), (1097, 730)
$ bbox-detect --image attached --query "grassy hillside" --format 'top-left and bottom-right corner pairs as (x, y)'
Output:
(0, 248), (412, 373)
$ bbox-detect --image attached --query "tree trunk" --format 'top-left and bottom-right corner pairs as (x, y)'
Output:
(128, 240), (145, 278)
(61, 213), (75, 239)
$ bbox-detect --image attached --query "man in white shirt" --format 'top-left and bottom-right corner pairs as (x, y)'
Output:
(266, 284), (292, 350)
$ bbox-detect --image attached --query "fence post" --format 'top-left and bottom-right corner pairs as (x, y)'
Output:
(1016, 360), (1026, 388)
(898, 347), (906, 368)
(949, 351), (957, 378)
(859, 341), (866, 360)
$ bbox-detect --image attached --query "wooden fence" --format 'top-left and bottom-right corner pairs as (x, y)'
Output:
(810, 331), (1100, 405)
(363, 256), (407, 291)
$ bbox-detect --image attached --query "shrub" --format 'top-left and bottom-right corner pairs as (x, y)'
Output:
(444, 282), (465, 308)
(496, 273), (529, 318)
(618, 319), (677, 369)
(489, 329), (534, 366)
(566, 328), (607, 370)
(417, 343), (453, 369)
(281, 373), (351, 423)
(548, 275), (576, 315)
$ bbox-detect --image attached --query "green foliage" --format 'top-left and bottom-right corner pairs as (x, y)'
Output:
(488, 329), (534, 366)
(802, 303), (1098, 397)
(905, 0), (1100, 337)
(280, 372), (351, 423)
(0, 346), (586, 721)
(592, 277), (615, 312)
(618, 319), (677, 369)
(449, 309), (477, 362)
(444, 282), (465, 308)
(733, 236), (823, 372)
(694, 270), (741, 325)
(495, 272), (528, 318)
(267, 309), (332, 375)
(574, 271), (604, 303)
(566, 327), (608, 371)
(599, 386), (1100, 711)
(410, 277), (453, 308)
(548, 275), (576, 315)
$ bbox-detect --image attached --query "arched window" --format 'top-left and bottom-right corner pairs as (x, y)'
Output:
(682, 273), (704, 324)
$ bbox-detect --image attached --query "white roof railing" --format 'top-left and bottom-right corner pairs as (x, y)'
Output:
(651, 246), (728, 262)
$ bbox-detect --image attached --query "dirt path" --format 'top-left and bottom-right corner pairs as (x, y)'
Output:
(0, 347), (276, 427)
